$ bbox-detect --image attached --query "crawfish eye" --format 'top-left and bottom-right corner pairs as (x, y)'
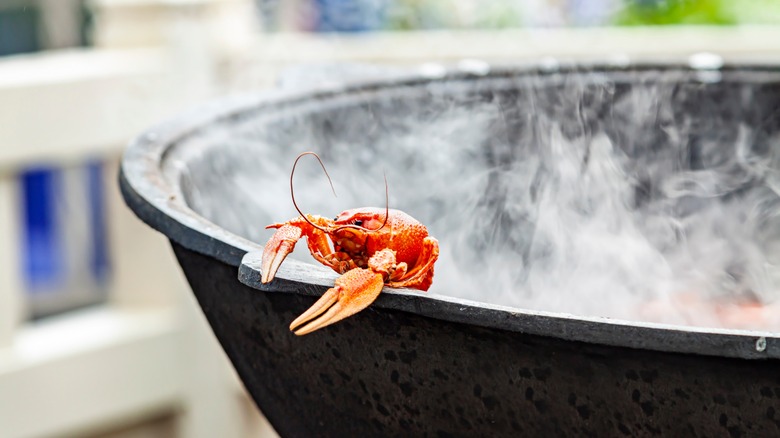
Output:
(353, 220), (363, 227)
(333, 216), (338, 221)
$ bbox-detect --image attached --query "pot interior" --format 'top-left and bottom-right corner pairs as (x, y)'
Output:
(165, 66), (780, 330)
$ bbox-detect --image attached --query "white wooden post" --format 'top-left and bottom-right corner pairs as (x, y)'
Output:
(0, 174), (25, 347)
(88, 2), (273, 437)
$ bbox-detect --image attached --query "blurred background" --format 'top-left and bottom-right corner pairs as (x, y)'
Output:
(0, 1), (779, 437)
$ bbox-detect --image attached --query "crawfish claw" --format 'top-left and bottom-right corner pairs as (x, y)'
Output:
(261, 224), (302, 283)
(290, 268), (384, 336)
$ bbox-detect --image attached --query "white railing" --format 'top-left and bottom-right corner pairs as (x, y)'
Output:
(0, 1), (274, 436)
(1, 2), (779, 435)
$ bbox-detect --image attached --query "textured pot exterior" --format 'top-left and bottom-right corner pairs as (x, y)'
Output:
(175, 243), (780, 437)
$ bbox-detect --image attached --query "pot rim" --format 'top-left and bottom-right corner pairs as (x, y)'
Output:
(120, 60), (780, 359)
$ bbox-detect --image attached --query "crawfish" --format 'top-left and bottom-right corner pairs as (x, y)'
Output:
(261, 153), (439, 335)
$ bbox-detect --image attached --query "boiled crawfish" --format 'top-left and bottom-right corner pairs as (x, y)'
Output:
(261, 152), (439, 335)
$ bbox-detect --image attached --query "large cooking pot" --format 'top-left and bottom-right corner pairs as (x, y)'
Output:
(121, 62), (780, 437)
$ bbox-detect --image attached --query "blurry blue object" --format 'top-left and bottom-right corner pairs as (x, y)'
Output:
(314, 0), (388, 32)
(0, 6), (40, 56)
(21, 167), (64, 292)
(567, 0), (615, 26)
(21, 162), (111, 318)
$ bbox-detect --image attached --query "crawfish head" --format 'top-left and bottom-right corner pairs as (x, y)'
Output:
(328, 208), (391, 263)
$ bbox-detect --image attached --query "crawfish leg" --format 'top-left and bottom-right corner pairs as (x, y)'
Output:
(306, 232), (362, 274)
(305, 228), (336, 266)
(387, 236), (439, 291)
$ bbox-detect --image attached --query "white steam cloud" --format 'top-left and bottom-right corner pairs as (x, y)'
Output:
(177, 66), (780, 331)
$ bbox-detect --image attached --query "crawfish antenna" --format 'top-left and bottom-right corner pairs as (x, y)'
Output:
(377, 171), (389, 231)
(290, 152), (336, 232)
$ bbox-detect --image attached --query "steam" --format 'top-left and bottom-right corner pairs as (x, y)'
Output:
(177, 66), (780, 331)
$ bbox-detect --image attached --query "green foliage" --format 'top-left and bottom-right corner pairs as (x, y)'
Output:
(383, 0), (780, 30)
(616, 0), (736, 25)
(725, 0), (780, 24)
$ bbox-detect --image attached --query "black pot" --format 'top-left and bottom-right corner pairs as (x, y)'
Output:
(121, 63), (780, 437)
